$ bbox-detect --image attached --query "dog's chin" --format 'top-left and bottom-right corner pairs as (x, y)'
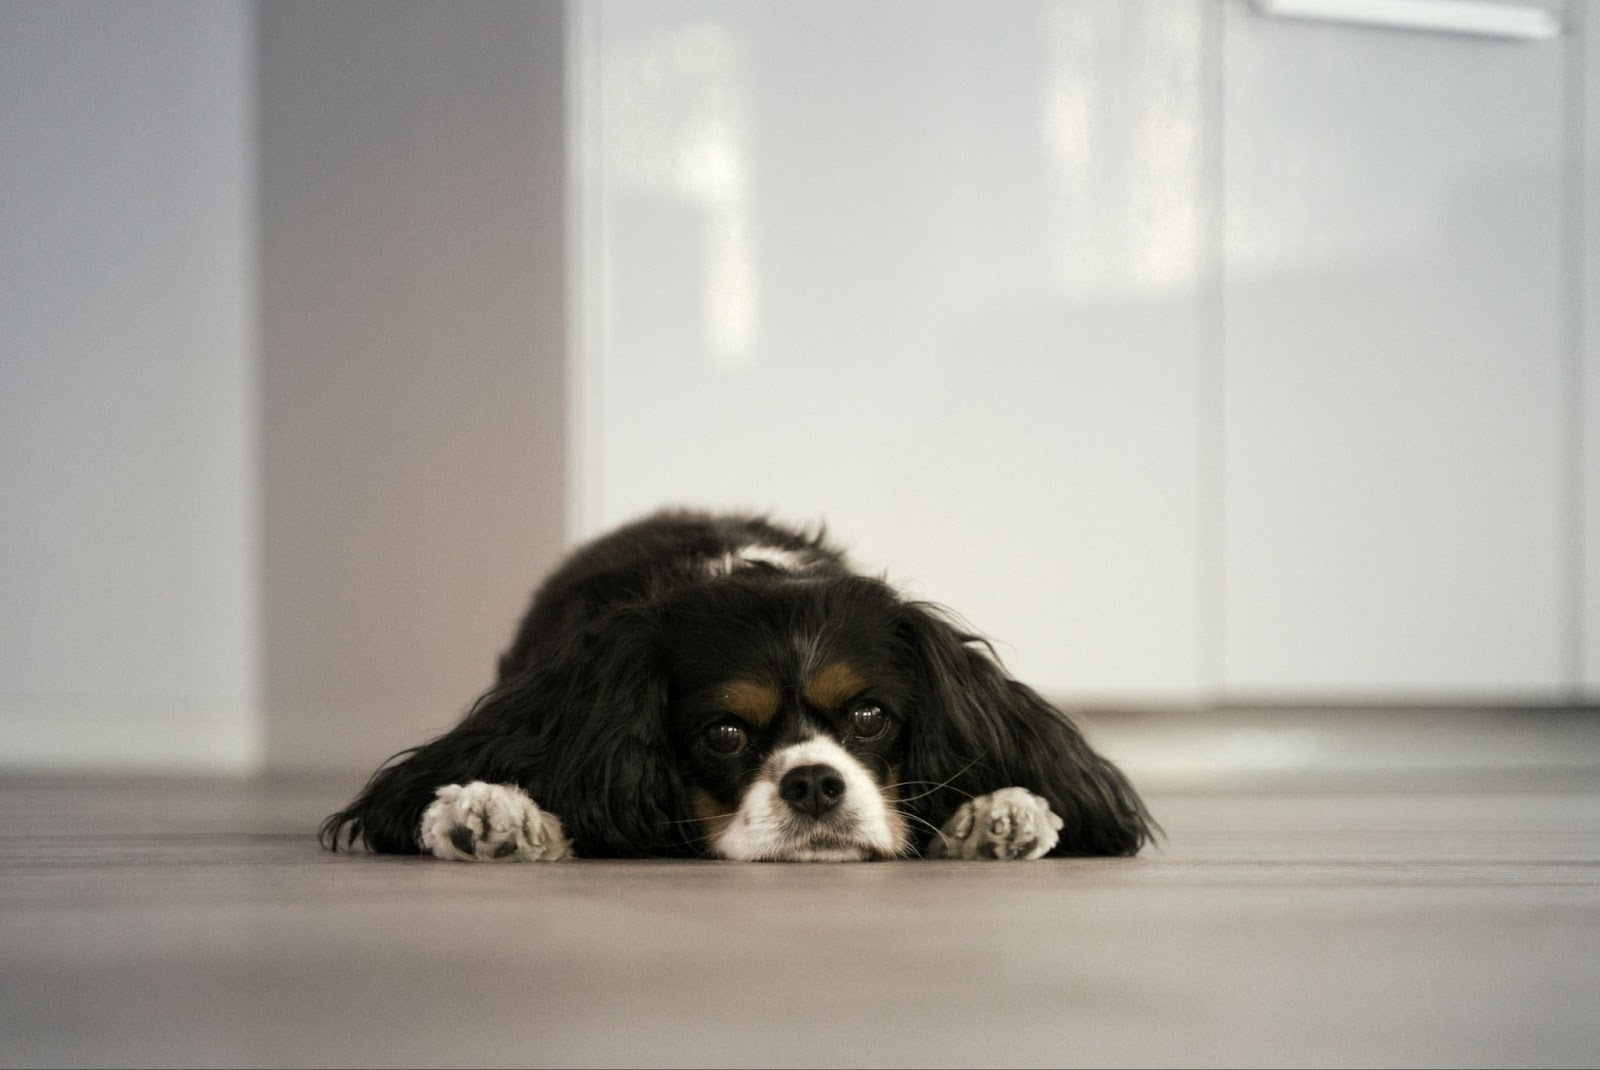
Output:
(721, 823), (882, 863)
(710, 802), (896, 862)
(776, 844), (877, 862)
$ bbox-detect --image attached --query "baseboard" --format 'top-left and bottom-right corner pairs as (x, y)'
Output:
(1077, 705), (1600, 791)
(0, 695), (262, 774)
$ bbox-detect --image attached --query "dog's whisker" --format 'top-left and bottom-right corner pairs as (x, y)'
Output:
(893, 806), (946, 835)
(657, 812), (738, 827)
(892, 757), (986, 803)
(892, 807), (951, 854)
(892, 779), (978, 801)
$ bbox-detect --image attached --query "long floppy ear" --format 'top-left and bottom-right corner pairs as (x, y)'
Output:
(319, 604), (688, 858)
(895, 602), (1156, 857)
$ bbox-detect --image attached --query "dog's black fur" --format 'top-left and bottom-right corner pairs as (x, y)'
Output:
(320, 510), (1155, 859)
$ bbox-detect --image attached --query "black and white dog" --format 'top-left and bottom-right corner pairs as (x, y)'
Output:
(321, 510), (1155, 862)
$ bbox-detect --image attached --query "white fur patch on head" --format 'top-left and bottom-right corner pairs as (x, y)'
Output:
(705, 543), (814, 578)
(736, 544), (809, 571)
(712, 736), (907, 862)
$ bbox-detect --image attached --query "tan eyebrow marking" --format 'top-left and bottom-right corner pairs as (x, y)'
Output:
(718, 679), (780, 727)
(803, 662), (870, 711)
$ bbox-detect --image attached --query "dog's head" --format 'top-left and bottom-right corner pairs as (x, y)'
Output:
(660, 573), (920, 861)
(509, 568), (1152, 861)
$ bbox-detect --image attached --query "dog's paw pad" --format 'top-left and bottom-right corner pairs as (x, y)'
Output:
(926, 787), (1062, 861)
(419, 781), (572, 862)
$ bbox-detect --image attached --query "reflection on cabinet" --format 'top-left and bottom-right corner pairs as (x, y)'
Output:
(578, 0), (1207, 702)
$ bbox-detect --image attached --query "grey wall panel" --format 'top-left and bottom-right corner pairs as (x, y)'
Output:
(259, 1), (569, 771)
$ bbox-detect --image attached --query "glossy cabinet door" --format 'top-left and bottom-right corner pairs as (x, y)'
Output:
(1219, 1), (1571, 699)
(574, 0), (1208, 701)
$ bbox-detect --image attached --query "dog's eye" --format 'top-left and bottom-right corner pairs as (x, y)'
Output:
(704, 722), (748, 755)
(849, 705), (888, 740)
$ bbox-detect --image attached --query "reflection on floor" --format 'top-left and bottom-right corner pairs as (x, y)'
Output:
(2, 711), (1598, 1068)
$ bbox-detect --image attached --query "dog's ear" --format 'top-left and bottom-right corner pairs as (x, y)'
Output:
(521, 603), (689, 856)
(895, 602), (1156, 856)
(320, 604), (688, 857)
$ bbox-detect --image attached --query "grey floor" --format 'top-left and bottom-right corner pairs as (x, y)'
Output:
(3, 718), (1599, 1068)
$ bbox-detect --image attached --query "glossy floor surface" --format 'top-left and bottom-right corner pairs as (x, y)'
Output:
(2, 765), (1598, 1068)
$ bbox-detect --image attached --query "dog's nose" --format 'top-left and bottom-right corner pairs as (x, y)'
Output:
(778, 763), (847, 819)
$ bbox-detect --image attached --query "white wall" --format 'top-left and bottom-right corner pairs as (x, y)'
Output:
(0, 2), (260, 769)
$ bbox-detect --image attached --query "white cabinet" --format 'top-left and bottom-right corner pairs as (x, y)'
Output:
(573, 0), (1592, 706)
(1219, 0), (1571, 698)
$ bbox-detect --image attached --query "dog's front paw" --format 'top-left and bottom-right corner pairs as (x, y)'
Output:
(925, 787), (1064, 860)
(419, 781), (572, 862)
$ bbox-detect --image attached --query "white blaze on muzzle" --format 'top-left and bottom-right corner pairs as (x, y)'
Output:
(711, 735), (906, 862)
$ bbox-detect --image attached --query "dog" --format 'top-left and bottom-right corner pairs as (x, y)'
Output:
(320, 510), (1155, 862)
